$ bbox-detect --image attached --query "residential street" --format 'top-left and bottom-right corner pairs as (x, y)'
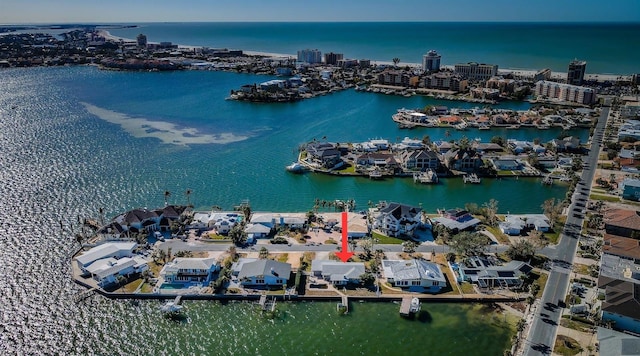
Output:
(522, 104), (609, 355)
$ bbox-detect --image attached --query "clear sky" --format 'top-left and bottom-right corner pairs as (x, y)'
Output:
(2, 0), (639, 24)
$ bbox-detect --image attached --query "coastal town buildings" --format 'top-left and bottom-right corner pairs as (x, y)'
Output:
(567, 59), (587, 86)
(534, 80), (596, 105)
(424, 71), (468, 92)
(621, 178), (640, 201)
(454, 62), (498, 81)
(422, 50), (441, 72)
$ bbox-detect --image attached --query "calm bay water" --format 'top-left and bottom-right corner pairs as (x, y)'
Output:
(108, 22), (640, 74)
(0, 22), (615, 355)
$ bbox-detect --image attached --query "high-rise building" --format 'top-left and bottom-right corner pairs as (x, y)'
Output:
(454, 62), (498, 81)
(136, 34), (147, 48)
(324, 52), (344, 65)
(297, 49), (322, 64)
(534, 81), (595, 105)
(422, 50), (441, 72)
(567, 60), (587, 85)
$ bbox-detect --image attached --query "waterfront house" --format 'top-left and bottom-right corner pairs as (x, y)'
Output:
(457, 257), (532, 289)
(550, 136), (581, 153)
(433, 209), (481, 232)
(443, 148), (483, 172)
(356, 152), (398, 169)
(75, 242), (137, 271)
(373, 202), (422, 238)
(112, 205), (187, 234)
(160, 257), (219, 286)
(399, 149), (440, 171)
(305, 141), (342, 168)
(474, 142), (503, 154)
(311, 260), (365, 285)
(394, 137), (425, 151)
(244, 223), (272, 240)
(335, 212), (369, 238)
(598, 276), (640, 334)
(621, 178), (640, 201)
(438, 115), (462, 126)
(492, 158), (523, 171)
(237, 259), (291, 288)
(605, 209), (640, 238)
(86, 256), (148, 288)
(434, 141), (453, 154)
(381, 259), (446, 293)
(499, 214), (551, 236)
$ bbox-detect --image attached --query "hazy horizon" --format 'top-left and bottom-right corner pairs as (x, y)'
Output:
(2, 0), (639, 24)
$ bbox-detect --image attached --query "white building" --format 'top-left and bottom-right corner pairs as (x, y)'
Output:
(297, 49), (322, 64)
(454, 62), (498, 81)
(160, 257), (219, 285)
(534, 80), (595, 105)
(422, 50), (441, 72)
(85, 256), (148, 287)
(381, 259), (446, 293)
(373, 202), (422, 238)
(75, 242), (137, 271)
(235, 259), (291, 287)
(311, 260), (365, 285)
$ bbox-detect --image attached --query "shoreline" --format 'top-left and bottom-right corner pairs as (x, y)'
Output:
(98, 30), (633, 80)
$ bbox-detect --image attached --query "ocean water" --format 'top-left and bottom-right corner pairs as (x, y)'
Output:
(0, 22), (618, 354)
(108, 22), (640, 74)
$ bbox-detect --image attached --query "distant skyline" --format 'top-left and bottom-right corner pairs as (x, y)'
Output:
(2, 0), (640, 24)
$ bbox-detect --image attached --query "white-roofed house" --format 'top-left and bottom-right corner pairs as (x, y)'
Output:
(373, 202), (422, 238)
(311, 260), (365, 285)
(237, 259), (291, 288)
(85, 256), (148, 288)
(159, 257), (220, 286)
(381, 259), (447, 293)
(499, 214), (550, 235)
(75, 242), (137, 272)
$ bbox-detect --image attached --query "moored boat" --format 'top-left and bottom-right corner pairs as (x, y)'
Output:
(286, 162), (307, 173)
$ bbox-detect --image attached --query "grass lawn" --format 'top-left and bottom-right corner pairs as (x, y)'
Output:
(589, 193), (620, 202)
(460, 282), (475, 294)
(339, 165), (356, 174)
(553, 335), (583, 356)
(140, 283), (154, 293)
(372, 231), (403, 245)
(573, 263), (590, 276)
(122, 278), (143, 293)
(484, 225), (510, 244)
(534, 271), (549, 298)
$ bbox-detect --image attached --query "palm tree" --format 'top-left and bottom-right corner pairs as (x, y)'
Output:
(98, 207), (105, 227)
(392, 58), (400, 67)
(163, 190), (171, 206)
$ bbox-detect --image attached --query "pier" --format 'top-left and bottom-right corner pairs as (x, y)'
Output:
(259, 295), (276, 312)
(399, 296), (413, 316)
(73, 287), (97, 303)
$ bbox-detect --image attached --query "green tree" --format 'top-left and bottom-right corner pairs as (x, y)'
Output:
(402, 240), (418, 253)
(490, 136), (505, 147)
(229, 223), (247, 246)
(259, 246), (269, 259)
(392, 57), (400, 67)
(449, 231), (490, 257)
(506, 240), (536, 261)
(482, 199), (499, 227)
(359, 238), (374, 260)
(541, 198), (563, 227)
(359, 273), (376, 286)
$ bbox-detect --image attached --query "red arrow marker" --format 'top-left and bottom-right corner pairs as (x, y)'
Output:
(335, 211), (354, 263)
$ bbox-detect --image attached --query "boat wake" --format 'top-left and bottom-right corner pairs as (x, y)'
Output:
(81, 102), (249, 146)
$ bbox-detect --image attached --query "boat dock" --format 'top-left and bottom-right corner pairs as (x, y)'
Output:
(399, 297), (413, 316)
(463, 173), (481, 184)
(73, 287), (97, 303)
(259, 295), (276, 312)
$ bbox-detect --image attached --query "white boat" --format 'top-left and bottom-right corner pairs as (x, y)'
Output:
(478, 124), (491, 130)
(369, 168), (383, 179)
(285, 162), (306, 173)
(454, 122), (468, 130)
(413, 169), (439, 184)
(536, 124), (550, 130)
(463, 173), (481, 184)
(409, 297), (421, 314)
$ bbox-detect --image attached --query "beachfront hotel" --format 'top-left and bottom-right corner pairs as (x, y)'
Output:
(454, 62), (498, 81)
(324, 52), (344, 65)
(422, 50), (441, 72)
(534, 80), (596, 105)
(567, 59), (587, 85)
(297, 49), (322, 64)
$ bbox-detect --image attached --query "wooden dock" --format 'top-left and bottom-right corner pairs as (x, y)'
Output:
(259, 295), (276, 312)
(73, 287), (97, 303)
(399, 297), (412, 316)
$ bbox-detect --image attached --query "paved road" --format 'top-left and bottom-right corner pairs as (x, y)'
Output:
(522, 104), (609, 356)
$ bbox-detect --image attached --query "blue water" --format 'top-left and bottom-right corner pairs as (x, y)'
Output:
(109, 22), (640, 74)
(0, 22), (623, 354)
